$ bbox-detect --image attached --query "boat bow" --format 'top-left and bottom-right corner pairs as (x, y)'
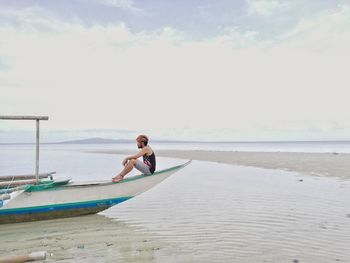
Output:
(0, 160), (192, 224)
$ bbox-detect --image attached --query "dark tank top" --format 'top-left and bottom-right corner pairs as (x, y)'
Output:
(143, 151), (156, 174)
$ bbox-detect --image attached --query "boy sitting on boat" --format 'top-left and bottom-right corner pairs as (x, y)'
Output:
(112, 135), (156, 183)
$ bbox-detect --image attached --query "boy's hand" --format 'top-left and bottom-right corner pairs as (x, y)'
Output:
(122, 158), (128, 166)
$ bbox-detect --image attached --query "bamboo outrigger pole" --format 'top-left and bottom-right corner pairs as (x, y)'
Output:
(0, 116), (49, 184)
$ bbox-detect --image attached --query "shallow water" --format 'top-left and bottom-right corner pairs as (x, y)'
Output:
(0, 145), (180, 179)
(103, 161), (350, 262)
(1, 146), (350, 262)
(2, 140), (350, 155)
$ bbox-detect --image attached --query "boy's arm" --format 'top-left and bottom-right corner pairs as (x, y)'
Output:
(125, 148), (147, 161)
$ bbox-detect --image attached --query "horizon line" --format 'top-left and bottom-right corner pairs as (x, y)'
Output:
(2, 138), (350, 145)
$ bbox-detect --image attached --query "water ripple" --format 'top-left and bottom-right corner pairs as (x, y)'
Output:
(104, 161), (350, 262)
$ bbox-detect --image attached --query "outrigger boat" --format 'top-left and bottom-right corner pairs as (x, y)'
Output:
(0, 116), (191, 224)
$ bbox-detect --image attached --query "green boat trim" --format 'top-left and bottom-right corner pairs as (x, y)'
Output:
(26, 160), (192, 192)
(0, 196), (133, 217)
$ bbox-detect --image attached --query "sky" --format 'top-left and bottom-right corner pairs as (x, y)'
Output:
(1, 0), (350, 142)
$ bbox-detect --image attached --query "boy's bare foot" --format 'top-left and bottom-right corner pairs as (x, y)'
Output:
(112, 174), (124, 183)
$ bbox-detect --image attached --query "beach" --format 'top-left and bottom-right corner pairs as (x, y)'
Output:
(0, 215), (185, 263)
(2, 146), (350, 262)
(91, 149), (350, 180)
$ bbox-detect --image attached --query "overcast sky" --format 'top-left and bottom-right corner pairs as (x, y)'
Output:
(1, 0), (350, 142)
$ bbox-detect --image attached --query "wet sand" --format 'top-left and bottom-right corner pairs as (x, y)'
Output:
(91, 149), (350, 180)
(0, 215), (190, 262)
(2, 149), (350, 262)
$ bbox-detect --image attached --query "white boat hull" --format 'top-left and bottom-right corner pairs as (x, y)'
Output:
(0, 161), (191, 224)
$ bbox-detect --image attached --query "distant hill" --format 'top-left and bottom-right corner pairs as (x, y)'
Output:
(1, 137), (209, 144)
(56, 137), (134, 144)
(2, 138), (350, 145)
(54, 137), (206, 144)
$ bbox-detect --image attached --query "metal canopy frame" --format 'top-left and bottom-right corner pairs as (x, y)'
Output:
(0, 115), (49, 184)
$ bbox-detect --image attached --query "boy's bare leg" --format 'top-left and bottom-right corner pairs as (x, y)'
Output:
(112, 159), (137, 182)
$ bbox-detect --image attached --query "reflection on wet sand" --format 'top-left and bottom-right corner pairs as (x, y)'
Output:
(0, 214), (179, 262)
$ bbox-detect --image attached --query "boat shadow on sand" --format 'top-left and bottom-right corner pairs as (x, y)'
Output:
(0, 214), (182, 262)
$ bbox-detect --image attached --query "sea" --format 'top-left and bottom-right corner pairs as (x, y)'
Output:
(1, 141), (350, 262)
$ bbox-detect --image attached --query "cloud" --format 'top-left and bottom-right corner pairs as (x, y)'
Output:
(0, 6), (81, 32)
(1, 4), (350, 140)
(279, 4), (350, 52)
(98, 0), (144, 14)
(0, 57), (9, 71)
(247, 0), (290, 16)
